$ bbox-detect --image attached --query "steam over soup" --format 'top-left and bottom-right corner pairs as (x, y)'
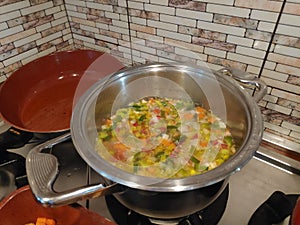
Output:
(97, 97), (236, 178)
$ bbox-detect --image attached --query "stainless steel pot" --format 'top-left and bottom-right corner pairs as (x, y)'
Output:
(26, 63), (267, 219)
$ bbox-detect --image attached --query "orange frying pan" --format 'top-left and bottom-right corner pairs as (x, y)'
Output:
(0, 50), (124, 133)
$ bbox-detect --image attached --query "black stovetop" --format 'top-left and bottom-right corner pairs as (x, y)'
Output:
(1, 127), (300, 225)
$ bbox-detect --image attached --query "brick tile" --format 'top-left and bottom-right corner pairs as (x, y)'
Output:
(176, 8), (213, 21)
(207, 4), (250, 18)
(145, 4), (175, 15)
(160, 14), (196, 27)
(250, 10), (279, 22)
(0, 1), (30, 14)
(157, 29), (191, 42)
(235, 0), (283, 12)
(227, 35), (253, 47)
(283, 2), (300, 15)
(197, 20), (245, 36)
(227, 52), (263, 67)
(276, 24), (300, 38)
(3, 48), (38, 66)
(262, 77), (300, 95)
(21, 2), (54, 15)
(131, 23), (156, 34)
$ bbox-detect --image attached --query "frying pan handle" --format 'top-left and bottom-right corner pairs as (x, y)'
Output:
(218, 67), (267, 102)
(26, 132), (123, 207)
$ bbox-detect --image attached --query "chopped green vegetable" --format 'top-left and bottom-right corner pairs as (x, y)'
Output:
(224, 136), (233, 146)
(190, 156), (200, 164)
(139, 114), (147, 121)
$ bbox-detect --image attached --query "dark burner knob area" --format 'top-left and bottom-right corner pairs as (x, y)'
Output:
(105, 185), (229, 225)
(1, 127), (300, 225)
(0, 127), (33, 152)
(0, 151), (27, 201)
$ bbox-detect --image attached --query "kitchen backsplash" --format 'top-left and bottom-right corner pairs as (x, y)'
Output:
(0, 0), (299, 152)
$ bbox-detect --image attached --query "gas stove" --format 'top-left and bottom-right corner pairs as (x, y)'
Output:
(0, 126), (300, 225)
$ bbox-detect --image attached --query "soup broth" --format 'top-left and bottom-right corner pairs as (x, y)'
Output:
(97, 97), (236, 178)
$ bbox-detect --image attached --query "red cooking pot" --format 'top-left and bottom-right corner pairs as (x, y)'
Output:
(0, 185), (116, 225)
(291, 197), (300, 225)
(0, 50), (124, 133)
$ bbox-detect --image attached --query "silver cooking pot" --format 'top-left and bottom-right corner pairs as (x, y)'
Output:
(26, 63), (267, 219)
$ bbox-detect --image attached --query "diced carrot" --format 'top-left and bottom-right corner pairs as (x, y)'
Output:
(196, 106), (205, 113)
(161, 139), (171, 146)
(113, 142), (128, 161)
(36, 217), (47, 224)
(152, 108), (161, 115)
(199, 141), (208, 147)
(208, 116), (216, 123)
(149, 98), (155, 103)
(164, 107), (170, 114)
(28, 217), (56, 225)
(195, 107), (205, 119)
(105, 119), (112, 126)
(36, 221), (45, 225)
(46, 219), (56, 225)
(161, 139), (176, 150)
(183, 113), (194, 120)
(113, 142), (128, 151)
(198, 112), (205, 119)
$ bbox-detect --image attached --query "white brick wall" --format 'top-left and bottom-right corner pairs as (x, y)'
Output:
(0, 0), (299, 151)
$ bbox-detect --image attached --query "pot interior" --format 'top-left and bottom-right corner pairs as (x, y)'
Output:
(93, 66), (249, 148)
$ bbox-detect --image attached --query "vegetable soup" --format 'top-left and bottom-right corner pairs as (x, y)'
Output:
(97, 97), (236, 178)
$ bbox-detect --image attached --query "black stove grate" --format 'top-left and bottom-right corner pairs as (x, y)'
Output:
(0, 151), (28, 200)
(105, 185), (229, 225)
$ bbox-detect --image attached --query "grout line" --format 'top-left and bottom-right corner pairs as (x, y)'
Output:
(257, 0), (287, 78)
(62, 0), (75, 49)
(125, 0), (134, 66)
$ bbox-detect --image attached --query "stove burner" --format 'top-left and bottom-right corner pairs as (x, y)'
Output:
(0, 127), (33, 151)
(0, 151), (27, 200)
(105, 185), (229, 225)
(0, 127), (70, 152)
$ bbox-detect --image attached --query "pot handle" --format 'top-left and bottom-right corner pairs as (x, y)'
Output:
(218, 67), (267, 102)
(26, 132), (124, 207)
